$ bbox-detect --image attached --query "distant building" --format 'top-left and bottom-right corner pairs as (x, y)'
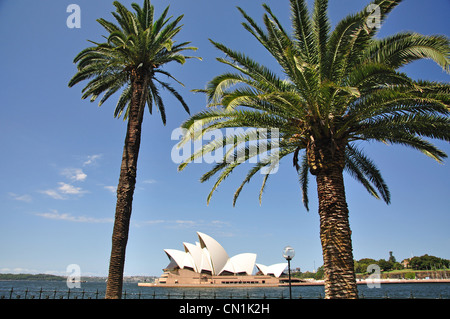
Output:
(402, 258), (411, 269)
(151, 232), (298, 287)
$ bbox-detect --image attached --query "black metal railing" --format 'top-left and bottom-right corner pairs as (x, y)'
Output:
(0, 287), (322, 299)
(0, 287), (447, 299)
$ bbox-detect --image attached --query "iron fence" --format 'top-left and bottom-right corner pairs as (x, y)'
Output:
(0, 287), (324, 299)
(1, 286), (447, 299)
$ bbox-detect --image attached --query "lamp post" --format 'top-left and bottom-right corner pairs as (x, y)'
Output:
(282, 246), (295, 299)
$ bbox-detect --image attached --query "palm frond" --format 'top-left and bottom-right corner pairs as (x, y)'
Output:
(290, 0), (315, 64)
(297, 151), (310, 211)
(345, 144), (390, 203)
(324, 0), (401, 82)
(364, 32), (450, 72)
(312, 0), (330, 73)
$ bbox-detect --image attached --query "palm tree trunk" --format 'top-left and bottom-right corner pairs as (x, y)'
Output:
(316, 167), (358, 299)
(105, 70), (146, 299)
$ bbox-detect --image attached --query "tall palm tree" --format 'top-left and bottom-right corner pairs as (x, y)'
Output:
(68, 0), (199, 299)
(177, 0), (449, 298)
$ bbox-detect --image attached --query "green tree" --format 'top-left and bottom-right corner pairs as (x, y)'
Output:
(354, 258), (377, 273)
(389, 251), (396, 263)
(410, 255), (450, 270)
(315, 266), (325, 280)
(177, 0), (449, 298)
(68, 0), (199, 299)
(392, 262), (403, 270)
(378, 259), (393, 272)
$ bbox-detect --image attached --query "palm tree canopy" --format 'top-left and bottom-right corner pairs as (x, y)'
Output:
(68, 0), (201, 124)
(177, 0), (450, 210)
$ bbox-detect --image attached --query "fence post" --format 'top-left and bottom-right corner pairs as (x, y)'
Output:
(9, 287), (13, 299)
(67, 288), (71, 299)
(39, 288), (43, 299)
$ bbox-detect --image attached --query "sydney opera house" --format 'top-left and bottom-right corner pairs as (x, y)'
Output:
(152, 232), (292, 287)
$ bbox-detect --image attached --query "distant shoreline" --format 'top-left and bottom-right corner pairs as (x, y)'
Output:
(0, 274), (156, 283)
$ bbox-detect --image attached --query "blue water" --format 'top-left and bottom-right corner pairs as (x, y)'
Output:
(0, 281), (449, 299)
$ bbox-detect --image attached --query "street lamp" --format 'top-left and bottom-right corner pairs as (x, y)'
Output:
(282, 246), (295, 299)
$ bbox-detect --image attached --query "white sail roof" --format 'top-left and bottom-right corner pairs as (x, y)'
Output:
(164, 249), (195, 270)
(221, 253), (257, 275)
(163, 232), (259, 276)
(255, 263), (288, 278)
(183, 242), (202, 273)
(197, 232), (229, 275)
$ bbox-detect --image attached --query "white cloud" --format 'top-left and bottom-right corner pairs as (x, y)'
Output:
(142, 179), (157, 184)
(35, 210), (113, 223)
(41, 189), (65, 200)
(41, 182), (87, 200)
(8, 192), (32, 202)
(175, 220), (196, 227)
(83, 154), (102, 166)
(104, 186), (117, 194)
(58, 182), (85, 195)
(61, 168), (87, 182)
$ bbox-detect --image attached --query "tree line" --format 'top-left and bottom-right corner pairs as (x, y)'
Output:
(355, 252), (450, 273)
(0, 274), (66, 281)
(293, 253), (450, 280)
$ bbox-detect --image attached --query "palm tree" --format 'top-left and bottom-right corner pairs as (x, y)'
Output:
(177, 0), (449, 298)
(68, 0), (199, 299)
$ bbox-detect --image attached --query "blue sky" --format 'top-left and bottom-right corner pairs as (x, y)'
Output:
(0, 0), (448, 277)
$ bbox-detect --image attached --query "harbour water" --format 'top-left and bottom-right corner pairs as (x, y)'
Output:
(0, 280), (449, 299)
